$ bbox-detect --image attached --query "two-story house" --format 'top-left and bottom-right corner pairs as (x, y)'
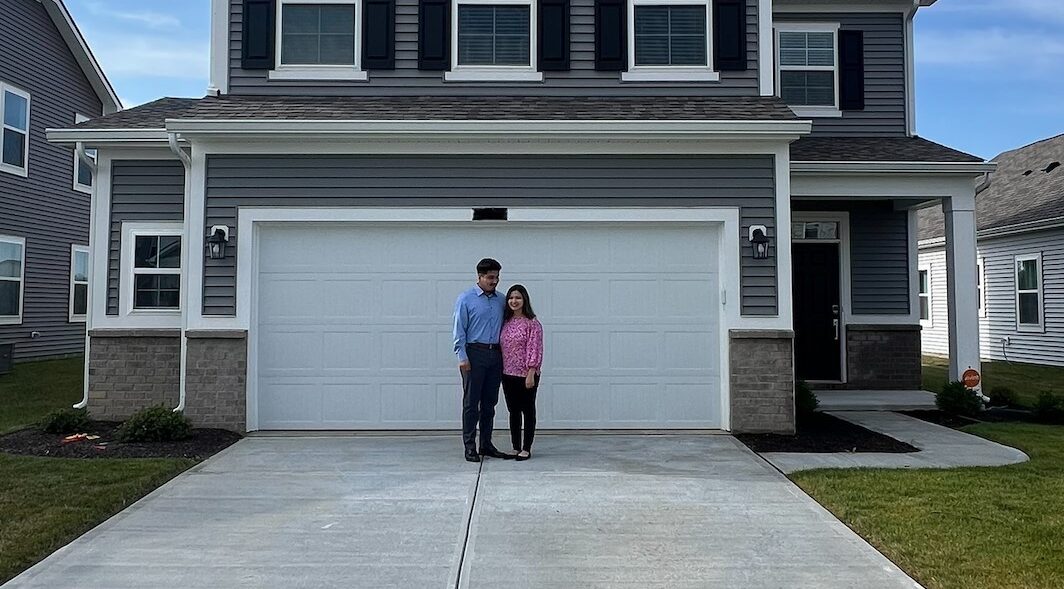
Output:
(1, 0), (120, 369)
(48, 0), (989, 433)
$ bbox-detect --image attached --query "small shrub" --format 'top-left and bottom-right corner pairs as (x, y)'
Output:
(1034, 392), (1064, 424)
(39, 407), (90, 434)
(117, 406), (192, 442)
(795, 380), (819, 422)
(987, 386), (1018, 408)
(936, 381), (983, 417)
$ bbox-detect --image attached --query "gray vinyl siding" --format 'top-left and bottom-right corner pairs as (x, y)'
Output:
(774, 12), (907, 137)
(794, 201), (911, 315)
(204, 154), (777, 316)
(106, 161), (186, 315)
(0, 0), (103, 361)
(921, 229), (1064, 367)
(227, 0), (760, 96)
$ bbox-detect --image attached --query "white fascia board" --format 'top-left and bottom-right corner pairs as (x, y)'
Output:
(773, 0), (915, 12)
(47, 128), (173, 146)
(164, 119), (813, 139)
(40, 0), (121, 113)
(791, 161), (996, 175)
(919, 216), (1064, 249)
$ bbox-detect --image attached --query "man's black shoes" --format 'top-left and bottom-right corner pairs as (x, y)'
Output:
(465, 450), (481, 462)
(480, 447), (515, 459)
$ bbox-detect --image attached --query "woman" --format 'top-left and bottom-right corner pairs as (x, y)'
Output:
(500, 284), (543, 461)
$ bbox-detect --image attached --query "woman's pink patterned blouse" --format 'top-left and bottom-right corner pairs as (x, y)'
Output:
(500, 316), (544, 377)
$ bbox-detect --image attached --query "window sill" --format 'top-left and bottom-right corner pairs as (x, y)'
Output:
(74, 183), (92, 195)
(1017, 324), (1045, 334)
(0, 163), (28, 177)
(128, 309), (181, 315)
(69, 315), (87, 324)
(268, 67), (369, 81)
(444, 68), (544, 82)
(0, 316), (23, 326)
(621, 68), (720, 82)
(790, 106), (843, 118)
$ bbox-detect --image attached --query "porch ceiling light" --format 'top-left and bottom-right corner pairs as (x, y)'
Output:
(207, 225), (230, 260)
(748, 225), (770, 260)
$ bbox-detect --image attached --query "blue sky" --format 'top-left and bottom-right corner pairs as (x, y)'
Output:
(65, 0), (1064, 159)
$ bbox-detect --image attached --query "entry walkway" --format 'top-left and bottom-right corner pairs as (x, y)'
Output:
(5, 435), (921, 589)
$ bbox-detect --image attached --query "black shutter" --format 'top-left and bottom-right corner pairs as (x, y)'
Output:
(594, 0), (626, 71)
(419, 0), (450, 70)
(242, 0), (275, 70)
(363, 0), (396, 69)
(539, 0), (570, 71)
(713, 0), (746, 71)
(839, 30), (865, 110)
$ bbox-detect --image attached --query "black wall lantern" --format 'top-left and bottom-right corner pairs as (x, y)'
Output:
(207, 225), (230, 260)
(748, 225), (770, 260)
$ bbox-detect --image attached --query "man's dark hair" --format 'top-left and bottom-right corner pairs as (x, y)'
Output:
(477, 258), (502, 274)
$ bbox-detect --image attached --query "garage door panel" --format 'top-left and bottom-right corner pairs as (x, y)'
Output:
(255, 222), (723, 430)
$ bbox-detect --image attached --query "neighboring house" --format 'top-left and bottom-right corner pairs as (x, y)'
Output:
(920, 133), (1064, 367)
(0, 0), (120, 366)
(48, 0), (990, 434)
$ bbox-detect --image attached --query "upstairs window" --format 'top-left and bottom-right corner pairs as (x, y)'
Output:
(1016, 254), (1043, 331)
(0, 236), (25, 325)
(447, 0), (542, 81)
(1, 83), (30, 177)
(74, 114), (95, 193)
(623, 0), (716, 82)
(775, 24), (840, 117)
(272, 0), (366, 80)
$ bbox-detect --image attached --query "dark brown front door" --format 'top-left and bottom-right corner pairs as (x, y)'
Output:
(793, 243), (842, 381)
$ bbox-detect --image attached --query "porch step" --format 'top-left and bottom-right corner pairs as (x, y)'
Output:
(814, 390), (936, 412)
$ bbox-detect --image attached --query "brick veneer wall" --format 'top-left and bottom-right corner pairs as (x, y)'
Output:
(845, 324), (922, 390)
(184, 331), (247, 432)
(87, 330), (180, 420)
(729, 330), (795, 434)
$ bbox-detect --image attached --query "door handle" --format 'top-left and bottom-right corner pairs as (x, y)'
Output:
(833, 319), (840, 341)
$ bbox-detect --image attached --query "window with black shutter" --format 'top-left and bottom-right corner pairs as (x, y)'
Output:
(776, 24), (843, 115)
(444, 0), (545, 80)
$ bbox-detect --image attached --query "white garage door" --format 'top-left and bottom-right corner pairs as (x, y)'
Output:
(253, 222), (722, 430)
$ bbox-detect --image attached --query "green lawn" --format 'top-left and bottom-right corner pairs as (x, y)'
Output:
(0, 358), (194, 584)
(793, 422), (1064, 589)
(923, 355), (1064, 408)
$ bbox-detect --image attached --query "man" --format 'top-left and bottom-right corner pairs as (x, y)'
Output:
(453, 258), (513, 462)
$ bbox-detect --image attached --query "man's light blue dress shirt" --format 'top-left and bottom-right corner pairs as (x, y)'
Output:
(453, 285), (506, 363)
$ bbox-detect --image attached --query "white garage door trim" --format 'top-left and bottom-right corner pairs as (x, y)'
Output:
(239, 207), (742, 432)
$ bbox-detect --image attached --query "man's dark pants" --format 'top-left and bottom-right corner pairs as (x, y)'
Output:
(461, 345), (503, 453)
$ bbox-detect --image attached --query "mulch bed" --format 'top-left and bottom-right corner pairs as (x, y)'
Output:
(735, 412), (919, 454)
(0, 421), (242, 460)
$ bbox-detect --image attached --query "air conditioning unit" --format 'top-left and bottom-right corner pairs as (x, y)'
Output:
(0, 344), (12, 375)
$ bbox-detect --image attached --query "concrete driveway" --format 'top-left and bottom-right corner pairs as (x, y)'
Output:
(5, 435), (920, 588)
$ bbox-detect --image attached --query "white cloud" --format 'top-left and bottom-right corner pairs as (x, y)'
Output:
(917, 28), (1064, 73)
(92, 35), (209, 80)
(83, 1), (182, 30)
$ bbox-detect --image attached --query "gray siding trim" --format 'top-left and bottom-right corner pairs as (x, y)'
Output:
(794, 201), (910, 315)
(0, 0), (103, 361)
(774, 12), (907, 137)
(205, 154), (778, 316)
(228, 0), (760, 96)
(106, 161), (186, 315)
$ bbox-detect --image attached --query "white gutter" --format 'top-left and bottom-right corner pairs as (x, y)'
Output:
(73, 143), (98, 410)
(168, 132), (191, 414)
(47, 128), (169, 144)
(919, 215), (1064, 249)
(792, 161), (996, 174)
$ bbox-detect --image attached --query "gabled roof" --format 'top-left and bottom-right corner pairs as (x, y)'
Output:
(71, 95), (799, 129)
(38, 0), (121, 113)
(919, 133), (1064, 241)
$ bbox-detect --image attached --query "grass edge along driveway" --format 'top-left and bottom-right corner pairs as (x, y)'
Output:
(792, 422), (1064, 589)
(922, 355), (1064, 408)
(0, 357), (194, 584)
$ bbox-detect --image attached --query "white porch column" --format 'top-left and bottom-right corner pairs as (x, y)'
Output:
(943, 188), (982, 392)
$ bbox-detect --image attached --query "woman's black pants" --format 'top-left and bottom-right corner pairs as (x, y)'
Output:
(502, 374), (539, 452)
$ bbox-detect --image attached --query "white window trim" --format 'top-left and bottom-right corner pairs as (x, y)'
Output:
(446, 0), (543, 82)
(73, 114), (95, 193)
(1015, 253), (1044, 332)
(269, 0), (369, 82)
(69, 245), (89, 322)
(121, 223), (184, 317)
(918, 264), (932, 328)
(977, 257), (986, 318)
(623, 0), (718, 82)
(0, 83), (31, 178)
(774, 22), (841, 118)
(0, 235), (26, 326)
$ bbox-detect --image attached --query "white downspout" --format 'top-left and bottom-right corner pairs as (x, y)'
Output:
(168, 133), (192, 413)
(74, 142), (97, 409)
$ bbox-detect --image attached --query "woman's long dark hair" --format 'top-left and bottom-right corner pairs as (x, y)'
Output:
(503, 284), (536, 321)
